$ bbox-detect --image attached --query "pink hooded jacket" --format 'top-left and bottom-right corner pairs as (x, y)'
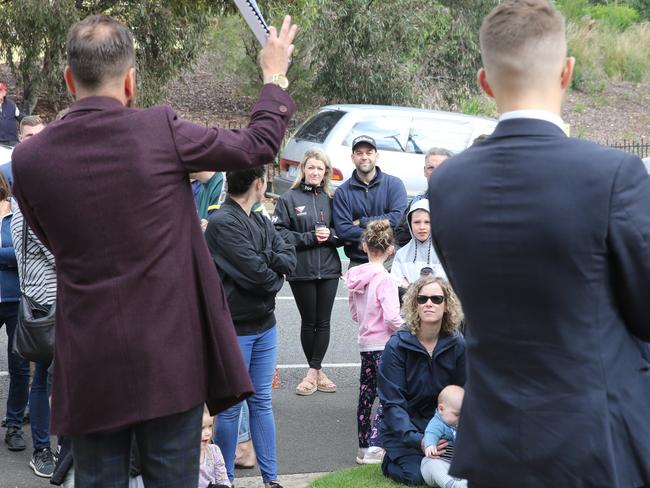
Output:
(344, 262), (403, 352)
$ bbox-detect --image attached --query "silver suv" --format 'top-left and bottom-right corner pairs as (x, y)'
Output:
(274, 105), (497, 197)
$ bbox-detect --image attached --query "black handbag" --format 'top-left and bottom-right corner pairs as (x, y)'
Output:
(12, 218), (55, 363)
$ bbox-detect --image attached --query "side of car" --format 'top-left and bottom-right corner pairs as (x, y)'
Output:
(274, 105), (497, 197)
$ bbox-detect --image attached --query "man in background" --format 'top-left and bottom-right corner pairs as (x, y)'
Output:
(333, 135), (407, 267)
(395, 147), (452, 246)
(0, 83), (21, 146)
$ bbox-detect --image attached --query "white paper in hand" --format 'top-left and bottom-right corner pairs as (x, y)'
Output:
(234, 0), (270, 47)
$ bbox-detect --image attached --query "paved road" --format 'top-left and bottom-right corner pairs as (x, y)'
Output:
(0, 267), (368, 486)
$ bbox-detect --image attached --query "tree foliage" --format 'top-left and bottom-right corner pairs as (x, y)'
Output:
(0, 0), (217, 113)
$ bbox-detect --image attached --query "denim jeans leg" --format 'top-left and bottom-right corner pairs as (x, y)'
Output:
(3, 302), (29, 428)
(215, 401), (244, 481)
(238, 401), (251, 443)
(247, 326), (278, 483)
(29, 361), (51, 449)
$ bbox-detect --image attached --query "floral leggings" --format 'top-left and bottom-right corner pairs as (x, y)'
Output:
(357, 350), (384, 448)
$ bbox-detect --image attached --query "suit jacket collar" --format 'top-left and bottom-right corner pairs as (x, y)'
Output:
(490, 118), (567, 140)
(64, 96), (127, 119)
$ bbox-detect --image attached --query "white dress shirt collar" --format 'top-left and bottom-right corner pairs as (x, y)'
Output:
(499, 110), (565, 132)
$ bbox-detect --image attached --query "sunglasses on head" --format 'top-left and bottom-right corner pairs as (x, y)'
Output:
(416, 294), (445, 305)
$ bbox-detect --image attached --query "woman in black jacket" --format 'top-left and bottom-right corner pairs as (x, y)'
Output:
(273, 148), (342, 396)
(205, 167), (296, 488)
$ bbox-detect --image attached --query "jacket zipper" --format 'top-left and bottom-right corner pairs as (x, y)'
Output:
(312, 192), (321, 279)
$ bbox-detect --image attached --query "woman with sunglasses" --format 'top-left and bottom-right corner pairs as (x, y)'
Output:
(378, 276), (466, 486)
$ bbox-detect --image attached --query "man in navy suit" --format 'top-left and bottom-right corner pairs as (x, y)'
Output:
(429, 1), (650, 487)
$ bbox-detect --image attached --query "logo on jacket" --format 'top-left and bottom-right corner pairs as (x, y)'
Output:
(294, 206), (307, 216)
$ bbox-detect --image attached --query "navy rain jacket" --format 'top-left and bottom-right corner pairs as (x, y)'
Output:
(378, 328), (466, 459)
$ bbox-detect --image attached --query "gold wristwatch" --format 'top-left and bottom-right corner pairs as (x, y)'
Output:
(269, 74), (289, 90)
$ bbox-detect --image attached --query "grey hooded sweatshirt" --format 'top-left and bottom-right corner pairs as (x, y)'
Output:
(390, 198), (446, 285)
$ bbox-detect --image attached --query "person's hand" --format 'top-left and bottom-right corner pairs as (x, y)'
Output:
(200, 219), (208, 232)
(0, 199), (11, 218)
(260, 15), (298, 82)
(424, 445), (437, 458)
(315, 226), (330, 243)
(400, 278), (409, 289)
(421, 438), (448, 458)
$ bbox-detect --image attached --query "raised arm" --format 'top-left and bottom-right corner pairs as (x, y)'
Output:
(173, 16), (298, 173)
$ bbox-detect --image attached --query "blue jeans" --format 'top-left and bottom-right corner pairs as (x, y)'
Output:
(72, 403), (203, 488)
(238, 402), (251, 443)
(3, 301), (51, 449)
(215, 326), (278, 483)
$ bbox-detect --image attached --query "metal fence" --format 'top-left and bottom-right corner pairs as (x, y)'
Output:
(604, 138), (649, 159)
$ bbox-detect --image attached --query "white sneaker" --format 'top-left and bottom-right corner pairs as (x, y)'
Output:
(355, 447), (368, 464)
(362, 446), (385, 464)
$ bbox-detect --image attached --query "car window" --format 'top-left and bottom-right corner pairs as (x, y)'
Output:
(294, 110), (346, 143)
(406, 117), (475, 154)
(343, 116), (411, 152)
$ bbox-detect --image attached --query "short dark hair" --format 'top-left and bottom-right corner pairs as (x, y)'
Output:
(226, 167), (266, 197)
(19, 115), (44, 134)
(66, 15), (135, 90)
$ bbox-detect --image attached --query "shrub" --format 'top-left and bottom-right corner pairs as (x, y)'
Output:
(587, 4), (640, 31)
(555, 0), (592, 22)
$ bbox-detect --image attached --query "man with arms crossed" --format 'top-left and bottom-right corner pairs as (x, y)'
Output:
(333, 135), (407, 267)
(11, 14), (297, 488)
(429, 1), (650, 486)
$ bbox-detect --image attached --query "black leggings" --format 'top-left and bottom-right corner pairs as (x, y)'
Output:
(289, 278), (339, 369)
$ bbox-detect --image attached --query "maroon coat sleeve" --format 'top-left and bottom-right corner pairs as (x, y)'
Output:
(169, 84), (295, 172)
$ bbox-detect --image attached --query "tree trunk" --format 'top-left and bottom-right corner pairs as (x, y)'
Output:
(19, 85), (38, 116)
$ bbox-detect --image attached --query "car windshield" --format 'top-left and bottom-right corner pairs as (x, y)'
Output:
(294, 110), (346, 143)
(344, 114), (476, 154)
(343, 116), (411, 152)
(406, 118), (475, 154)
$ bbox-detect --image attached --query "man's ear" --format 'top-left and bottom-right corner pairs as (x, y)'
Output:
(477, 68), (495, 99)
(560, 57), (575, 90)
(64, 66), (76, 97)
(124, 67), (136, 100)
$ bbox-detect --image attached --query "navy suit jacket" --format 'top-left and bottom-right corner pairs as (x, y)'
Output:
(429, 118), (650, 487)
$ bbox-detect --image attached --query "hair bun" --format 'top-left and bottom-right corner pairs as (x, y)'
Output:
(363, 219), (393, 252)
(367, 220), (390, 233)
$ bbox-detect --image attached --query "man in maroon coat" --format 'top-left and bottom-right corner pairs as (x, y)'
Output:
(11, 14), (297, 487)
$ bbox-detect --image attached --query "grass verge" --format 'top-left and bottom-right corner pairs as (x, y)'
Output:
(307, 464), (426, 488)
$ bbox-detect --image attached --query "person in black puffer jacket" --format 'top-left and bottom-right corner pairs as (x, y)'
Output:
(273, 148), (342, 396)
(205, 166), (296, 488)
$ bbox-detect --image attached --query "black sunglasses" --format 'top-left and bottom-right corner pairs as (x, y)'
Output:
(416, 294), (445, 305)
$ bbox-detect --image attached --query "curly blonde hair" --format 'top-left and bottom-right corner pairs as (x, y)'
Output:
(291, 148), (333, 197)
(362, 219), (393, 253)
(402, 276), (463, 335)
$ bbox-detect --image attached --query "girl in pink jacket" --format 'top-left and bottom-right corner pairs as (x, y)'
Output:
(344, 219), (403, 465)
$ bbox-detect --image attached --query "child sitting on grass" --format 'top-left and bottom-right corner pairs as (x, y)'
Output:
(421, 385), (467, 488)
